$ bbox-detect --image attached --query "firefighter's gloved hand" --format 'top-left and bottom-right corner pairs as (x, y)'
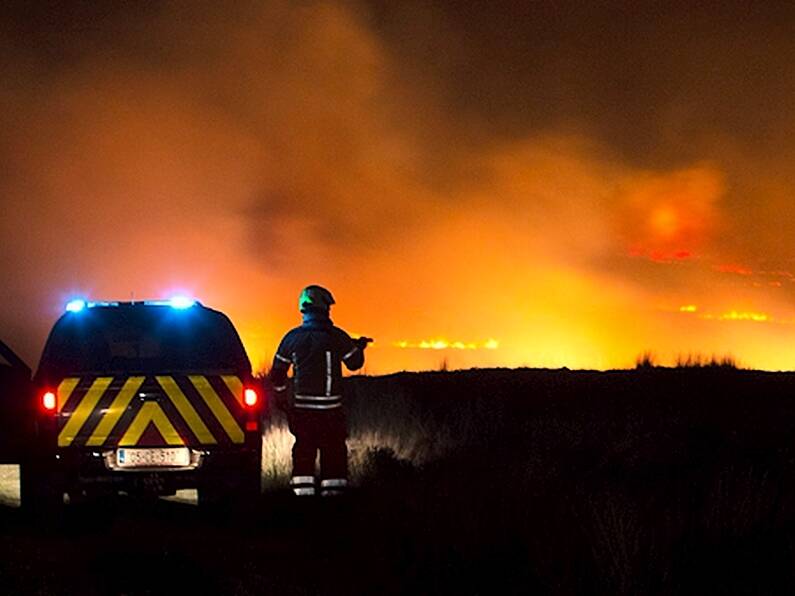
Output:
(355, 336), (373, 350)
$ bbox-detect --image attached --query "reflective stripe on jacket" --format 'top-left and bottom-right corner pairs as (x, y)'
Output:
(269, 311), (364, 403)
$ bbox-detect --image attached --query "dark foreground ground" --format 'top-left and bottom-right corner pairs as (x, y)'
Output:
(3, 367), (795, 595)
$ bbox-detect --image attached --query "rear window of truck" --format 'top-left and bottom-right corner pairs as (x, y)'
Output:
(36, 306), (250, 378)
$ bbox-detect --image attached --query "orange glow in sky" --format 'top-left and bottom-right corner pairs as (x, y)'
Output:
(3, 3), (795, 373)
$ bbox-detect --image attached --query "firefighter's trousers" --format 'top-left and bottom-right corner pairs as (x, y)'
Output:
(288, 408), (348, 496)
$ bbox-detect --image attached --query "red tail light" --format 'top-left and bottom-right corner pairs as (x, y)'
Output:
(243, 388), (258, 407)
(42, 390), (56, 412)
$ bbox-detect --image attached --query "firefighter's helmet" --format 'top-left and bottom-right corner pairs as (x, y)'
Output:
(299, 285), (335, 312)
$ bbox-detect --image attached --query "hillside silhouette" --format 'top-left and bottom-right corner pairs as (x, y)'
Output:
(2, 367), (795, 594)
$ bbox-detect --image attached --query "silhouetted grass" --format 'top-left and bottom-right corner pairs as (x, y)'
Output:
(334, 368), (795, 593)
(261, 382), (462, 488)
(675, 353), (741, 369)
(634, 351), (741, 370)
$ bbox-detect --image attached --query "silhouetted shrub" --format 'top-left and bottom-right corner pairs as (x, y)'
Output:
(634, 351), (658, 369)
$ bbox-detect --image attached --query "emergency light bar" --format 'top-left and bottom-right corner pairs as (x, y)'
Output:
(65, 299), (121, 312)
(167, 296), (196, 309)
(141, 296), (197, 309)
(65, 299), (86, 313)
(65, 296), (198, 312)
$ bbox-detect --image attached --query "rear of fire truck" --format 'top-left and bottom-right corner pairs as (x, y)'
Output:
(22, 298), (264, 509)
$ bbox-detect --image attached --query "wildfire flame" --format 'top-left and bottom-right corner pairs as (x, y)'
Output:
(680, 307), (773, 323)
(716, 311), (771, 323)
(394, 338), (500, 350)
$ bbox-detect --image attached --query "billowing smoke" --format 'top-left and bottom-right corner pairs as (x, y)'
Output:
(2, 1), (795, 371)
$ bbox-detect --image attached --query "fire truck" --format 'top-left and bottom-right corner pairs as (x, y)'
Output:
(13, 297), (265, 509)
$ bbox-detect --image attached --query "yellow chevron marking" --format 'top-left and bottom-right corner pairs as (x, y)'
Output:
(119, 402), (184, 446)
(189, 375), (244, 444)
(56, 377), (80, 413)
(221, 375), (244, 406)
(58, 377), (112, 447)
(156, 376), (216, 445)
(86, 376), (145, 447)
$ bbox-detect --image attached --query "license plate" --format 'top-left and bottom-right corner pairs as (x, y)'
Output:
(116, 448), (190, 468)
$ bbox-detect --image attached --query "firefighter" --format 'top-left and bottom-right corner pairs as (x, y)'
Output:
(269, 285), (370, 497)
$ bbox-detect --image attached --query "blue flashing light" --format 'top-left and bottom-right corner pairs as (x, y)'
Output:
(168, 296), (196, 309)
(87, 301), (119, 308)
(65, 299), (86, 313)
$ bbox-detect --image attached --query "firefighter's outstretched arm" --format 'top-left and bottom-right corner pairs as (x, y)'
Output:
(342, 336), (371, 371)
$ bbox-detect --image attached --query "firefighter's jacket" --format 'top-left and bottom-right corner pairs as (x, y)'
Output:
(269, 311), (364, 411)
